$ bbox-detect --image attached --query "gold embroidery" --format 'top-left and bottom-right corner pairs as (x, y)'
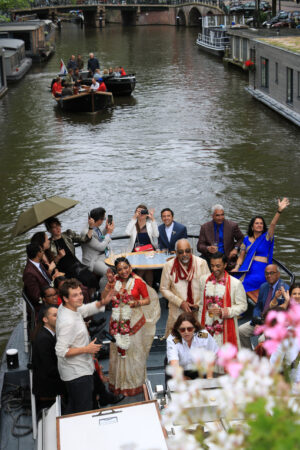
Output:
(198, 331), (208, 339)
(173, 337), (180, 344)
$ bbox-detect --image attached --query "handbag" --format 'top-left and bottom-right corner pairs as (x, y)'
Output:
(134, 244), (154, 252)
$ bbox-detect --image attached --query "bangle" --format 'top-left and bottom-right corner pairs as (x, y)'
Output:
(277, 210), (282, 214)
(89, 227), (93, 230)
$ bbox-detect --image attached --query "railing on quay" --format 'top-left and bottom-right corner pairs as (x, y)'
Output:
(28, 0), (224, 9)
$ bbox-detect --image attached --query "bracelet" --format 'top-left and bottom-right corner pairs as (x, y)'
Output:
(89, 227), (93, 230)
(277, 210), (282, 214)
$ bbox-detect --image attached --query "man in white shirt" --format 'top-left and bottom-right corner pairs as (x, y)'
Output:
(55, 278), (108, 413)
(90, 78), (99, 91)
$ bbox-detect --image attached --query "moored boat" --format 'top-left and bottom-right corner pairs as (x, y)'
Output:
(0, 39), (32, 82)
(54, 90), (114, 113)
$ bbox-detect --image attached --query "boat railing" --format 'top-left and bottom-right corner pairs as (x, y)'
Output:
(108, 234), (295, 285)
(22, 291), (36, 354)
(197, 32), (230, 48)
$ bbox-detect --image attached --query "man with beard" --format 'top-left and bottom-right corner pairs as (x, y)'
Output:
(160, 239), (210, 338)
(199, 252), (247, 350)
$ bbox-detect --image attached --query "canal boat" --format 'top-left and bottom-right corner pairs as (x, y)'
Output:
(54, 90), (114, 113)
(0, 230), (295, 449)
(80, 72), (136, 96)
(196, 20), (230, 57)
(0, 47), (8, 97)
(0, 39), (32, 82)
(0, 20), (56, 62)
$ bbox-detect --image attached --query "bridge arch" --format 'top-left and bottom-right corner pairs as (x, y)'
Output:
(176, 9), (186, 26)
(188, 7), (202, 27)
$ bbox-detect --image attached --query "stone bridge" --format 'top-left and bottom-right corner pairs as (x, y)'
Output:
(13, 2), (224, 27)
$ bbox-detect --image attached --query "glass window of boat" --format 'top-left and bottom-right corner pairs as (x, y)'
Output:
(261, 57), (269, 88)
(234, 37), (240, 60)
(286, 67), (293, 103)
(0, 56), (3, 88)
(242, 38), (247, 62)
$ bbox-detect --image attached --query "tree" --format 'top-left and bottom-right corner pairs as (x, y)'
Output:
(0, 0), (33, 14)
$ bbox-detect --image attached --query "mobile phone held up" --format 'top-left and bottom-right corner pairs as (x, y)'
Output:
(108, 214), (113, 225)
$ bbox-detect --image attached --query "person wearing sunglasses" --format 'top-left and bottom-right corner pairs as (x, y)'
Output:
(167, 312), (219, 379)
(160, 239), (210, 338)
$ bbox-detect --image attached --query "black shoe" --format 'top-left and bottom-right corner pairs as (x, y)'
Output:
(99, 393), (125, 407)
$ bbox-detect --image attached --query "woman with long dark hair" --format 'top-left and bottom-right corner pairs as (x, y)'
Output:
(232, 198), (289, 300)
(104, 257), (160, 396)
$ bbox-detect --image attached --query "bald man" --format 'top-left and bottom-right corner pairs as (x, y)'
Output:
(160, 239), (210, 338)
(238, 264), (289, 349)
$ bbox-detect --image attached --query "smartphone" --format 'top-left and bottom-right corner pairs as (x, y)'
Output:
(108, 214), (113, 225)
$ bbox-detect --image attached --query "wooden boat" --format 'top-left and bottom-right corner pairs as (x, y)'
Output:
(54, 90), (114, 113)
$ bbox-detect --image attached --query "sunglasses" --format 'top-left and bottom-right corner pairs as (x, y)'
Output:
(179, 326), (194, 333)
(177, 249), (192, 254)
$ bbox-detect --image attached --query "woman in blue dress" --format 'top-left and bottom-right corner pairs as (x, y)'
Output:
(232, 198), (289, 298)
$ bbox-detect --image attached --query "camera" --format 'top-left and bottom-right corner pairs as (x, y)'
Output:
(141, 209), (149, 215)
(89, 317), (116, 359)
(251, 316), (264, 326)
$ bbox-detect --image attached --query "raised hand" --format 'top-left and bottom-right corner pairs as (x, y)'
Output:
(277, 197), (289, 212)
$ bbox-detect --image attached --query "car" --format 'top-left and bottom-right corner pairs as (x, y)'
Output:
(262, 10), (289, 27)
(229, 3), (245, 13)
(288, 11), (300, 27)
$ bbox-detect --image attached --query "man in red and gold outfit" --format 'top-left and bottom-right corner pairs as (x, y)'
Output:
(160, 239), (210, 338)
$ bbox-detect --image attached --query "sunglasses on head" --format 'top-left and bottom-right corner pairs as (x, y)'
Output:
(177, 248), (192, 254)
(179, 326), (194, 333)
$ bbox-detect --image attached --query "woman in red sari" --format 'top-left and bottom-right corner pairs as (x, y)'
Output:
(103, 257), (160, 396)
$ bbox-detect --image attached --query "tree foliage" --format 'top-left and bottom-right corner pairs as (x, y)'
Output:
(0, 0), (33, 14)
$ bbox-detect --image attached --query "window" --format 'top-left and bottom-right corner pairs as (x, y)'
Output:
(261, 57), (269, 88)
(234, 37), (240, 60)
(298, 72), (300, 98)
(287, 67), (293, 103)
(242, 38), (247, 62)
(275, 62), (278, 84)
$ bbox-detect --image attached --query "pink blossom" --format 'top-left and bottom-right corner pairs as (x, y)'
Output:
(263, 339), (280, 355)
(226, 361), (243, 378)
(217, 343), (237, 367)
(264, 323), (288, 341)
(264, 310), (278, 325)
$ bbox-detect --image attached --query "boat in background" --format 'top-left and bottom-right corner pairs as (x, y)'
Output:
(196, 15), (246, 57)
(0, 47), (8, 97)
(0, 20), (56, 62)
(54, 90), (114, 113)
(0, 39), (32, 82)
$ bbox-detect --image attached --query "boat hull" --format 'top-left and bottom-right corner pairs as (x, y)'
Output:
(54, 91), (114, 113)
(104, 75), (136, 96)
(6, 57), (32, 82)
(196, 39), (225, 57)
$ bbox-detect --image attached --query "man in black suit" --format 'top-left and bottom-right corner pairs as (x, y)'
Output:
(23, 243), (52, 310)
(32, 305), (66, 411)
(158, 208), (188, 252)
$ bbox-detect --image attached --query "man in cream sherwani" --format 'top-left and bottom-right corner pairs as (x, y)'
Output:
(198, 252), (247, 349)
(160, 239), (210, 338)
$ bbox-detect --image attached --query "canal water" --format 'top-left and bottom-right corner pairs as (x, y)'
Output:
(0, 23), (299, 354)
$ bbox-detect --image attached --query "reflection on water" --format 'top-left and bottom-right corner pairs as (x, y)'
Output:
(0, 23), (299, 353)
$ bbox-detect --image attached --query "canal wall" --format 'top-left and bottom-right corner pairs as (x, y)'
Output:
(105, 8), (176, 26)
